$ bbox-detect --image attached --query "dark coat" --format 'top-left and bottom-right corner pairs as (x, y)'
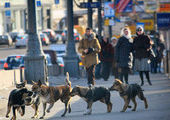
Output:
(99, 40), (114, 62)
(115, 36), (133, 68)
(133, 34), (151, 59)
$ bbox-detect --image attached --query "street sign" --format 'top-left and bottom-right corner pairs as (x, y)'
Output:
(36, 1), (41, 7)
(54, 0), (59, 4)
(157, 13), (170, 29)
(104, 2), (115, 17)
(5, 2), (10, 8)
(104, 19), (115, 26)
(5, 10), (11, 17)
(80, 2), (101, 8)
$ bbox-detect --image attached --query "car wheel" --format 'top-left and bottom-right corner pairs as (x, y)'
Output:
(15, 46), (20, 49)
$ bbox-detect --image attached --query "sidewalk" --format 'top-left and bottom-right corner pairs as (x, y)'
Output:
(0, 73), (170, 120)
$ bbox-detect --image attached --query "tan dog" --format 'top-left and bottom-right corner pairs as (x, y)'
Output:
(31, 72), (72, 119)
(109, 79), (148, 112)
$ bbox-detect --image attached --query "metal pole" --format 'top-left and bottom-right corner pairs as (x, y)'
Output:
(98, 0), (102, 42)
(108, 0), (112, 42)
(24, 0), (48, 84)
(88, 0), (93, 28)
(64, 0), (79, 78)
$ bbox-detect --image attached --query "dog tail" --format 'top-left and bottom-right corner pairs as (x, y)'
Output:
(65, 72), (71, 87)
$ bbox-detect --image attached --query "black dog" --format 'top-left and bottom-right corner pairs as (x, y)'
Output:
(70, 86), (112, 115)
(6, 88), (33, 120)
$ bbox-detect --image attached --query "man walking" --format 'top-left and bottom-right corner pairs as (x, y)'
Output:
(78, 28), (101, 87)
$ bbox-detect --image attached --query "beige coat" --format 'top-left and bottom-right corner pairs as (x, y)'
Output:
(78, 34), (101, 68)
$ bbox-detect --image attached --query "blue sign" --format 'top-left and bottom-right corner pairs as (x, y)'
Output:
(80, 2), (101, 8)
(54, 0), (59, 4)
(157, 13), (170, 30)
(5, 2), (10, 8)
(36, 1), (41, 7)
(5, 10), (11, 16)
(104, 2), (115, 17)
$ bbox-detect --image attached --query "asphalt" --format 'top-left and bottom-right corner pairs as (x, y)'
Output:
(0, 73), (170, 120)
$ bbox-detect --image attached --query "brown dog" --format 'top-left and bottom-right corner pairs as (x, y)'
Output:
(70, 86), (112, 115)
(109, 79), (148, 112)
(31, 72), (72, 119)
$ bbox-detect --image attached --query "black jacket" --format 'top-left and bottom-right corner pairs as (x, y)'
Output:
(133, 34), (151, 59)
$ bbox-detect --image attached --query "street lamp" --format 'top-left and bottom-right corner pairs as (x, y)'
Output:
(24, 0), (48, 84)
(64, 0), (79, 78)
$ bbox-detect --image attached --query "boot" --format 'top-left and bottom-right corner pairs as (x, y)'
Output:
(147, 79), (152, 86)
(140, 80), (144, 86)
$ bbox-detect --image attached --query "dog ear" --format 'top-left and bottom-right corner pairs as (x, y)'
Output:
(23, 80), (27, 85)
(38, 80), (42, 86)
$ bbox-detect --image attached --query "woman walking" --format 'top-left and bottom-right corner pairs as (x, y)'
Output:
(115, 27), (133, 84)
(99, 37), (114, 81)
(133, 26), (152, 86)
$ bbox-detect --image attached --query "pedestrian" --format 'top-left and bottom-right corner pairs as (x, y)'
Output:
(78, 27), (101, 87)
(115, 27), (133, 84)
(133, 26), (152, 86)
(99, 37), (114, 81)
(111, 37), (119, 79)
(156, 34), (165, 73)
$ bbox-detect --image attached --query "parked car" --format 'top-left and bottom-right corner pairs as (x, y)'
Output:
(0, 34), (13, 46)
(61, 29), (81, 44)
(0, 59), (5, 70)
(42, 29), (57, 43)
(9, 29), (25, 42)
(15, 34), (28, 48)
(4, 55), (24, 70)
(39, 33), (50, 46)
(57, 56), (64, 68)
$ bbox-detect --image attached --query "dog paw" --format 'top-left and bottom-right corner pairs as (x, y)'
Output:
(128, 105), (132, 108)
(61, 114), (65, 117)
(120, 110), (125, 112)
(6, 115), (9, 118)
(46, 110), (50, 113)
(39, 116), (44, 119)
(132, 109), (136, 111)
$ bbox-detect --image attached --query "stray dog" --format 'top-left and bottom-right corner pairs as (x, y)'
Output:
(31, 72), (72, 119)
(109, 79), (148, 112)
(6, 88), (33, 120)
(6, 80), (40, 119)
(70, 86), (112, 115)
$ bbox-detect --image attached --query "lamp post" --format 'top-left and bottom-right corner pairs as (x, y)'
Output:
(98, 0), (102, 42)
(88, 0), (93, 28)
(63, 0), (79, 78)
(24, 0), (48, 84)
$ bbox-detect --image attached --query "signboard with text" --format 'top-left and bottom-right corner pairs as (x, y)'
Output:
(157, 13), (170, 29)
(80, 2), (100, 8)
(104, 2), (115, 17)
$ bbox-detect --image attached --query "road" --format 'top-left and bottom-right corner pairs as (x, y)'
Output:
(0, 45), (51, 59)
(0, 73), (170, 120)
(0, 43), (79, 59)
